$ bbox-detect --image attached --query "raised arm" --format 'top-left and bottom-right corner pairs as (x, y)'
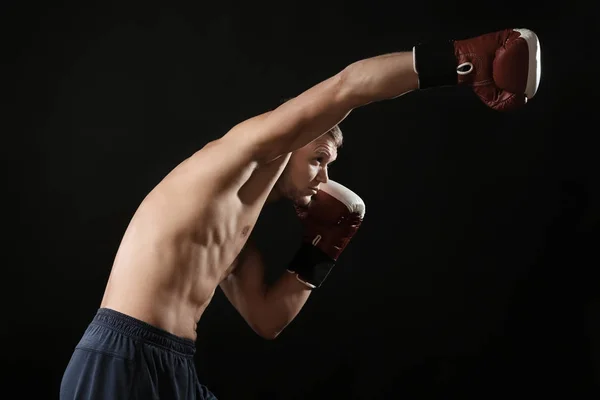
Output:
(224, 27), (543, 164)
(223, 52), (418, 163)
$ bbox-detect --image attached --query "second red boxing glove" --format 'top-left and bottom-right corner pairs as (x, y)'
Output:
(287, 180), (365, 289)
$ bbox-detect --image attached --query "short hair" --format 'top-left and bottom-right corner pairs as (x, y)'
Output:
(279, 97), (344, 148)
(326, 124), (343, 148)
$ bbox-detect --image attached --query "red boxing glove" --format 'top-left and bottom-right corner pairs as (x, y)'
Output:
(413, 28), (542, 111)
(287, 180), (365, 289)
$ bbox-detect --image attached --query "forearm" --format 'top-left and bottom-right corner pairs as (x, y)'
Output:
(341, 51), (419, 107)
(256, 271), (312, 338)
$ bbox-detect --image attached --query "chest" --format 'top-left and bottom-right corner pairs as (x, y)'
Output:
(187, 191), (262, 266)
(194, 199), (258, 281)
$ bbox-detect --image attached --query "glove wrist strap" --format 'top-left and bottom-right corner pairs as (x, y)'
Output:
(286, 242), (336, 289)
(413, 40), (458, 89)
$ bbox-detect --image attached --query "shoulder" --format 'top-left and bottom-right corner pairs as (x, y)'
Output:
(182, 135), (261, 189)
(155, 109), (291, 196)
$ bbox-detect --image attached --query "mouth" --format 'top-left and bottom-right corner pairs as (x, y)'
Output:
(308, 187), (319, 194)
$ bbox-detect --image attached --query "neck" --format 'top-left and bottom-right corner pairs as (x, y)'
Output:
(266, 186), (284, 204)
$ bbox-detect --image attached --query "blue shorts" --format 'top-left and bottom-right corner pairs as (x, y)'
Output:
(60, 308), (217, 399)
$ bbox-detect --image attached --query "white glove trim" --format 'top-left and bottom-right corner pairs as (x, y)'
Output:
(319, 180), (366, 218)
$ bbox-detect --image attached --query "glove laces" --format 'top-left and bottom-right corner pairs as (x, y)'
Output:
(457, 62), (473, 75)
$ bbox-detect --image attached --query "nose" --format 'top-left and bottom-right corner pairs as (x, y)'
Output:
(316, 166), (329, 184)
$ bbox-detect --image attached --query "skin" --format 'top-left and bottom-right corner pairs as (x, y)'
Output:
(100, 51), (418, 340)
(271, 134), (337, 207)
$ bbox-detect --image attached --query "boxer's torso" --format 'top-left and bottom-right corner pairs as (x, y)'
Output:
(100, 137), (290, 340)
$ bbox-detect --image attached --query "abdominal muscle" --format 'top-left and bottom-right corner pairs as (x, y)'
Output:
(100, 190), (251, 341)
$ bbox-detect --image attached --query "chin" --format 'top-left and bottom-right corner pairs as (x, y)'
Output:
(294, 195), (312, 207)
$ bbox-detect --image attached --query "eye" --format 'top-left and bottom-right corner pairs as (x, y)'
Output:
(310, 157), (323, 166)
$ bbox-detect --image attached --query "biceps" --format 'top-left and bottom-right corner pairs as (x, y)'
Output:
(225, 73), (351, 163)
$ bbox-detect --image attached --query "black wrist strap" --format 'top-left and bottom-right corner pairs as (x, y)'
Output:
(413, 40), (458, 89)
(286, 242), (336, 289)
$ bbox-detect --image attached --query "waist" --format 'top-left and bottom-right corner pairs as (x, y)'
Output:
(104, 241), (229, 337)
(101, 280), (215, 340)
(89, 307), (197, 356)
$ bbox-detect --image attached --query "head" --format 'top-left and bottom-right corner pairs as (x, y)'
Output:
(275, 125), (343, 206)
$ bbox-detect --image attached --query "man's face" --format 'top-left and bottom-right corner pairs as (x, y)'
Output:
(278, 135), (338, 206)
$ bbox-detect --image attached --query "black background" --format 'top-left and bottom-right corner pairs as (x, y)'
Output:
(2, 0), (598, 398)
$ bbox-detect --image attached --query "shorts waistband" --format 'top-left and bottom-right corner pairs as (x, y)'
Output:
(92, 308), (196, 356)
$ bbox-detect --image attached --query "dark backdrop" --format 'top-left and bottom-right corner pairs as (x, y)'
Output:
(2, 1), (597, 398)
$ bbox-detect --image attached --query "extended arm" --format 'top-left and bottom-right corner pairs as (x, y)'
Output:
(224, 52), (418, 163)
(223, 28), (541, 163)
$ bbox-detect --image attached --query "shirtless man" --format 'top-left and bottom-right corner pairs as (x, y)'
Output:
(60, 28), (541, 399)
